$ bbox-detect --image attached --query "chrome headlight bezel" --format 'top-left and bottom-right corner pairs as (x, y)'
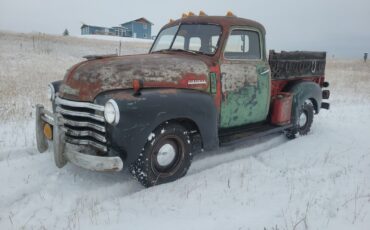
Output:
(47, 83), (55, 101)
(104, 99), (120, 126)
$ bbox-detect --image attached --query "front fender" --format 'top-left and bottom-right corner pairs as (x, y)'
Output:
(51, 80), (63, 93)
(95, 89), (219, 165)
(50, 80), (63, 112)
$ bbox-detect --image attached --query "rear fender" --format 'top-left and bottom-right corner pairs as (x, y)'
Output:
(285, 81), (322, 123)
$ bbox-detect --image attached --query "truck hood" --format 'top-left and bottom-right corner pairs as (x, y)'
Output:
(59, 53), (210, 102)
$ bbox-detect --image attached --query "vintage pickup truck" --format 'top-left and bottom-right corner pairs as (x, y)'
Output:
(36, 12), (330, 187)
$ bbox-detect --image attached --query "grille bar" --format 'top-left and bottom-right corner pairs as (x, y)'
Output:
(62, 127), (107, 143)
(65, 136), (107, 152)
(55, 97), (104, 111)
(62, 118), (106, 132)
(56, 106), (105, 122)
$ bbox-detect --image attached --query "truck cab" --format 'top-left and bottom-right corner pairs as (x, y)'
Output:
(36, 12), (330, 187)
(151, 15), (271, 128)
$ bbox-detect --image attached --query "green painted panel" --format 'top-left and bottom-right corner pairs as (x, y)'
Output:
(210, 72), (217, 94)
(220, 62), (270, 128)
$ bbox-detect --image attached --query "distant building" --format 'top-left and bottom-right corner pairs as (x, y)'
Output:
(81, 18), (153, 39)
(120, 18), (153, 39)
(81, 25), (115, 36)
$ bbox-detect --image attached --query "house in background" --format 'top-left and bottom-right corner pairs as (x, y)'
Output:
(81, 25), (115, 36)
(81, 18), (153, 39)
(112, 26), (130, 37)
(121, 18), (153, 39)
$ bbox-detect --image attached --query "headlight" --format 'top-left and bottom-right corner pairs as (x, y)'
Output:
(47, 83), (55, 101)
(104, 99), (120, 125)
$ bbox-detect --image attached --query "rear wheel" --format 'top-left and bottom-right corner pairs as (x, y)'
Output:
(285, 101), (314, 139)
(129, 122), (192, 187)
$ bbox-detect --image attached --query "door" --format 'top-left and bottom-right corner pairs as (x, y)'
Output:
(220, 28), (270, 128)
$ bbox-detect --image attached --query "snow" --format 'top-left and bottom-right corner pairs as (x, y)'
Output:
(77, 35), (154, 44)
(1, 31), (370, 230)
(147, 133), (155, 141)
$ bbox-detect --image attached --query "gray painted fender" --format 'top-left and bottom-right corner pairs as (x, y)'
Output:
(285, 81), (322, 124)
(96, 89), (219, 165)
(51, 80), (63, 93)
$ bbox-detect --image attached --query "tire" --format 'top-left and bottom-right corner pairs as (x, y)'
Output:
(129, 122), (192, 187)
(285, 101), (314, 139)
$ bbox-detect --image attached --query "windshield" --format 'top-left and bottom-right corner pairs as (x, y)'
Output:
(151, 24), (222, 55)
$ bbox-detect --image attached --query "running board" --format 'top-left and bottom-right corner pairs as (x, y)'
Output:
(219, 124), (293, 147)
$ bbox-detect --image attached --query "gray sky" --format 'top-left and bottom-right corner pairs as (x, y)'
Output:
(1, 0), (369, 58)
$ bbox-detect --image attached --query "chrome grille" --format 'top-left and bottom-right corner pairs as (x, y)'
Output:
(55, 97), (107, 152)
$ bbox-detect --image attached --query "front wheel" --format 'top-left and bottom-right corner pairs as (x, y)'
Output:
(285, 102), (314, 139)
(129, 122), (192, 187)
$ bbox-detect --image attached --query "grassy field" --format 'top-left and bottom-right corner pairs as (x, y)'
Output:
(325, 60), (370, 104)
(0, 31), (151, 121)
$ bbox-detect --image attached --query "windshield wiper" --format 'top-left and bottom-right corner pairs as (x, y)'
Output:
(192, 50), (212, 56)
(152, 49), (211, 56)
(175, 49), (213, 56)
(152, 49), (197, 55)
(151, 49), (170, 53)
(169, 49), (198, 55)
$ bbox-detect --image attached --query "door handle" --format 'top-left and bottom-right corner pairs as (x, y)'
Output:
(260, 69), (270, 75)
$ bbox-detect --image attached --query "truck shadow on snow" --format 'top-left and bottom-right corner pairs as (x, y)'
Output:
(189, 133), (286, 175)
(61, 132), (287, 193)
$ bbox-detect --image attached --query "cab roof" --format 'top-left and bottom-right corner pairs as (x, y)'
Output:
(163, 16), (266, 34)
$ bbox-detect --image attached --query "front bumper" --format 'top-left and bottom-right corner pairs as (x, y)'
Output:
(35, 104), (123, 172)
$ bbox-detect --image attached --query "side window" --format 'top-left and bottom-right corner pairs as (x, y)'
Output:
(189, 37), (201, 51)
(172, 36), (185, 49)
(224, 30), (261, 59)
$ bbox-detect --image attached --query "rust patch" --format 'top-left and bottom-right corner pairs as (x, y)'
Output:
(111, 92), (142, 101)
(158, 89), (178, 94)
(59, 53), (210, 102)
(221, 63), (257, 92)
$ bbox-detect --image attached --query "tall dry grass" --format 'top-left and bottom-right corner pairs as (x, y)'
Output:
(0, 31), (151, 121)
(325, 59), (370, 105)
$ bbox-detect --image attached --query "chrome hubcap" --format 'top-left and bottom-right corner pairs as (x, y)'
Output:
(299, 112), (308, 127)
(157, 144), (176, 167)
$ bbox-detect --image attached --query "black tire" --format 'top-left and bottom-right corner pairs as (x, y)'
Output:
(285, 102), (314, 139)
(129, 122), (192, 187)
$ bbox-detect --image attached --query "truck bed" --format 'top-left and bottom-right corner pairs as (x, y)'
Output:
(268, 50), (326, 80)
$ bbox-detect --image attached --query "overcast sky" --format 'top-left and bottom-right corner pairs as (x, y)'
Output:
(1, 0), (369, 58)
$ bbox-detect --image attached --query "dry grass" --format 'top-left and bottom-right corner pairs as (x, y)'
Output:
(325, 59), (370, 105)
(0, 31), (151, 121)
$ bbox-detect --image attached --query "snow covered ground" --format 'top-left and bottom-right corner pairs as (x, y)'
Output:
(0, 32), (369, 230)
(76, 34), (153, 43)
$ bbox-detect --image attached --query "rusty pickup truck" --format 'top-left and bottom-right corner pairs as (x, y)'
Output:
(36, 12), (330, 187)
